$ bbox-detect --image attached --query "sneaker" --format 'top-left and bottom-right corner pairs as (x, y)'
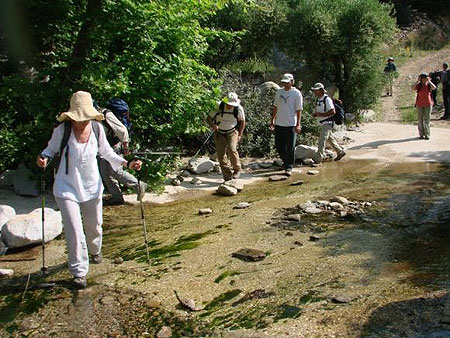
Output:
(334, 152), (346, 161)
(103, 197), (124, 206)
(137, 182), (147, 201)
(232, 171), (241, 179)
(424, 136), (430, 140)
(73, 276), (87, 289)
(419, 135), (424, 139)
(91, 253), (103, 264)
(284, 169), (292, 177)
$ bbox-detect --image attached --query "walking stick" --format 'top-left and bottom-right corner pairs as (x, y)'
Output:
(136, 171), (151, 266)
(40, 166), (48, 275)
(176, 130), (214, 181)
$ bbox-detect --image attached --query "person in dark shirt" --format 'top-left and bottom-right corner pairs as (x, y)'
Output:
(384, 57), (397, 96)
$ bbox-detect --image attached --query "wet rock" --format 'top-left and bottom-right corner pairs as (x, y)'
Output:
(156, 326), (172, 338)
(330, 202), (345, 211)
(302, 158), (315, 165)
(290, 180), (304, 186)
(269, 175), (288, 182)
(224, 179), (243, 192)
(309, 235), (320, 242)
(0, 170), (14, 188)
(0, 268), (14, 277)
(190, 177), (202, 185)
(188, 158), (214, 174)
(286, 214), (301, 222)
(234, 202), (250, 209)
(171, 178), (181, 186)
(217, 184), (238, 196)
(330, 196), (349, 205)
(114, 257), (124, 264)
(307, 170), (320, 175)
(0, 205), (16, 231)
(199, 208), (212, 215)
(232, 248), (266, 262)
(13, 163), (39, 197)
(331, 296), (352, 304)
(285, 232), (294, 236)
(258, 162), (273, 169)
(2, 208), (63, 248)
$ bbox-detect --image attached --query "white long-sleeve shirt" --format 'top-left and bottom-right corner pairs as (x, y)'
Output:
(41, 121), (125, 203)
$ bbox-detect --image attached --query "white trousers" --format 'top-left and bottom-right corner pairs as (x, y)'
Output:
(56, 197), (103, 278)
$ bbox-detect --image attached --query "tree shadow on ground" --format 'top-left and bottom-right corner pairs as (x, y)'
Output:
(348, 137), (420, 150)
(409, 150), (450, 163)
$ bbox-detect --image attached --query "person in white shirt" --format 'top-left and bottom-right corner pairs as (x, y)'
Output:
(207, 92), (246, 181)
(36, 91), (142, 289)
(311, 83), (346, 163)
(270, 73), (302, 176)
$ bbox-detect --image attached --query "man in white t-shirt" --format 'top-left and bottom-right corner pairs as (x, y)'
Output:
(207, 92), (246, 181)
(311, 82), (346, 163)
(270, 73), (302, 176)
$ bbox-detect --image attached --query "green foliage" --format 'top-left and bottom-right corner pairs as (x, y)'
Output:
(281, 0), (396, 113)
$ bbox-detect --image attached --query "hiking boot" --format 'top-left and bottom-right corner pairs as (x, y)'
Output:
(284, 169), (293, 177)
(103, 197), (124, 206)
(73, 276), (87, 289)
(232, 171), (241, 179)
(334, 152), (346, 161)
(91, 253), (103, 264)
(137, 182), (147, 201)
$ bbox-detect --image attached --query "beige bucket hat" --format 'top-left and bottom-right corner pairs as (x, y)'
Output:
(57, 91), (105, 122)
(222, 92), (241, 107)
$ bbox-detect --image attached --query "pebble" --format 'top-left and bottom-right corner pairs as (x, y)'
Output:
(156, 326), (172, 338)
(198, 208), (213, 215)
(309, 235), (320, 241)
(0, 268), (14, 277)
(331, 296), (352, 304)
(290, 180), (304, 186)
(285, 232), (294, 236)
(234, 202), (250, 209)
(307, 170), (320, 175)
(114, 257), (124, 265)
(286, 214), (301, 222)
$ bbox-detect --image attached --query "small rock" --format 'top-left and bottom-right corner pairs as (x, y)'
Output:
(190, 177), (202, 185)
(316, 200), (330, 207)
(286, 214), (301, 222)
(331, 296), (352, 304)
(234, 202), (250, 209)
(199, 208), (213, 215)
(290, 180), (304, 186)
(330, 202), (345, 211)
(99, 296), (115, 305)
(145, 298), (161, 309)
(294, 241), (303, 246)
(273, 159), (284, 167)
(174, 290), (202, 311)
(302, 158), (315, 165)
(232, 248), (266, 262)
(171, 178), (181, 186)
(330, 196), (349, 205)
(285, 232), (294, 236)
(309, 235), (320, 242)
(224, 179), (244, 192)
(363, 202), (372, 207)
(156, 326), (172, 338)
(307, 170), (320, 175)
(304, 207), (322, 214)
(114, 257), (124, 264)
(217, 185), (238, 196)
(338, 210), (347, 217)
(0, 269), (14, 277)
(269, 175), (288, 181)
(188, 158), (214, 174)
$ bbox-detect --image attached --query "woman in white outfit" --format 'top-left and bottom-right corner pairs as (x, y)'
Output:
(36, 91), (142, 289)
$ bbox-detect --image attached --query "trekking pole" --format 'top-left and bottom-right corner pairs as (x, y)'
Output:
(136, 169), (151, 266)
(40, 165), (48, 275)
(176, 130), (214, 180)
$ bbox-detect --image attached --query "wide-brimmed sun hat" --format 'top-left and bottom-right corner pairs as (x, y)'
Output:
(311, 82), (326, 92)
(57, 91), (105, 122)
(222, 92), (240, 107)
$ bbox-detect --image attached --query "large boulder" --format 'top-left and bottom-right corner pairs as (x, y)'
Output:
(0, 170), (15, 188)
(2, 208), (63, 248)
(258, 81), (280, 96)
(188, 158), (215, 175)
(0, 205), (16, 232)
(13, 164), (39, 197)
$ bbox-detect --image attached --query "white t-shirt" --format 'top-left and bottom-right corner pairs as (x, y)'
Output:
(273, 87), (303, 127)
(315, 94), (335, 124)
(209, 102), (245, 131)
(42, 122), (125, 203)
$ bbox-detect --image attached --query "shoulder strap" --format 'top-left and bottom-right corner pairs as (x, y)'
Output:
(91, 121), (101, 142)
(233, 106), (239, 120)
(322, 95), (328, 112)
(58, 122), (72, 175)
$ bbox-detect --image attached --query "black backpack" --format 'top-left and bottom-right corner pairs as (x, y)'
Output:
(320, 95), (345, 125)
(212, 101), (240, 130)
(53, 121), (101, 175)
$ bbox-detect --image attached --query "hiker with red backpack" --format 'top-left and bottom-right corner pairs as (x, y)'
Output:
(207, 92), (246, 181)
(311, 83), (346, 163)
(36, 91), (142, 289)
(94, 98), (147, 206)
(412, 73), (436, 140)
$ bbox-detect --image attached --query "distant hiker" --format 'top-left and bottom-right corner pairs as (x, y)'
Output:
(270, 73), (302, 176)
(429, 70), (440, 106)
(311, 83), (346, 163)
(37, 91), (142, 289)
(207, 92), (246, 181)
(412, 73), (436, 140)
(94, 99), (146, 206)
(439, 62), (450, 120)
(384, 56), (397, 96)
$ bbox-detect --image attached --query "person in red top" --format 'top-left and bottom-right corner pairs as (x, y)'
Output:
(412, 72), (436, 140)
